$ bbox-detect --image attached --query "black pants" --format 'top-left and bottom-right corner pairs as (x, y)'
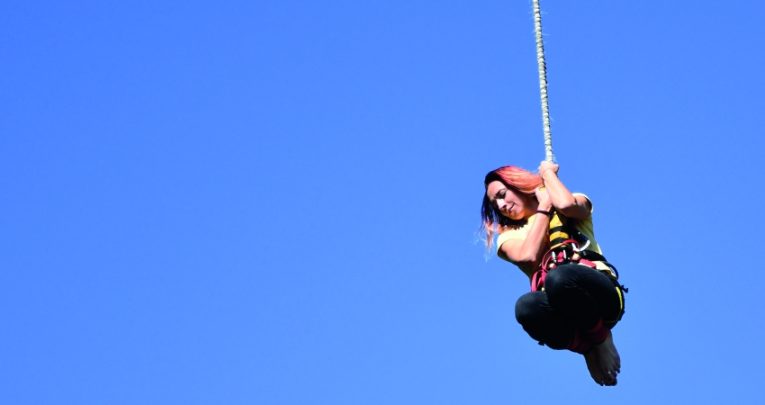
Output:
(515, 264), (624, 353)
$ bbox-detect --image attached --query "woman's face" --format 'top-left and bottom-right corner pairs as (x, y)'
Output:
(486, 180), (529, 220)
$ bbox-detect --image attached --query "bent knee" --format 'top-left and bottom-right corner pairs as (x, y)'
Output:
(515, 292), (546, 324)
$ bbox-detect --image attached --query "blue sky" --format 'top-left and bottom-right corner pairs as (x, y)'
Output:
(2, 1), (764, 404)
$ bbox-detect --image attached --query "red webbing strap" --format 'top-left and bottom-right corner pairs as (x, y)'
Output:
(530, 239), (598, 292)
(568, 319), (609, 354)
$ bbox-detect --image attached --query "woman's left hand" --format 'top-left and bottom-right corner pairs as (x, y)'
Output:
(535, 185), (552, 211)
(538, 161), (559, 178)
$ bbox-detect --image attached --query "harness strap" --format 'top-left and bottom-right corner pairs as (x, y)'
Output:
(531, 211), (620, 292)
(532, 239), (600, 292)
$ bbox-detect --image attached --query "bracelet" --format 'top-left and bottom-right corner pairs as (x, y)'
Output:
(536, 209), (552, 216)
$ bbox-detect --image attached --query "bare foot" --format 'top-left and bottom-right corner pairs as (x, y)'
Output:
(584, 331), (621, 386)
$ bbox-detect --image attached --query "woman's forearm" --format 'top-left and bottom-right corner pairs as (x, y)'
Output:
(517, 211), (551, 263)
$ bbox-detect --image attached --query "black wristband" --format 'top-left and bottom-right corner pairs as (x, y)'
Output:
(536, 209), (552, 216)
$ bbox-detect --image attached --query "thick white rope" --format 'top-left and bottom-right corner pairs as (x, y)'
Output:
(532, 0), (555, 162)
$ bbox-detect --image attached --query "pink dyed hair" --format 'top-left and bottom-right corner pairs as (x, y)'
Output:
(481, 166), (543, 249)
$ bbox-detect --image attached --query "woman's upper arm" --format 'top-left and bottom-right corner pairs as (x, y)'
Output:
(499, 238), (526, 263)
(560, 193), (592, 219)
(498, 239), (536, 277)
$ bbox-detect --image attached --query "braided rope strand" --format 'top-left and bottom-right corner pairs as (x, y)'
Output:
(532, 0), (555, 162)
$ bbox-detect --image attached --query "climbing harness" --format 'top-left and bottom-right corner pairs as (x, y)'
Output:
(530, 212), (627, 319)
(531, 212), (615, 291)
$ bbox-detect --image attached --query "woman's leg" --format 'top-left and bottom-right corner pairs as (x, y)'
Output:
(543, 264), (623, 339)
(542, 264), (624, 386)
(514, 291), (576, 350)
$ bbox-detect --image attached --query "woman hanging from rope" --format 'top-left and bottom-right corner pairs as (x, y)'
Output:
(481, 161), (626, 386)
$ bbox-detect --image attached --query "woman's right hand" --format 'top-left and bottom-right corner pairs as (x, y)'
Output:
(538, 161), (560, 178)
(535, 186), (553, 212)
